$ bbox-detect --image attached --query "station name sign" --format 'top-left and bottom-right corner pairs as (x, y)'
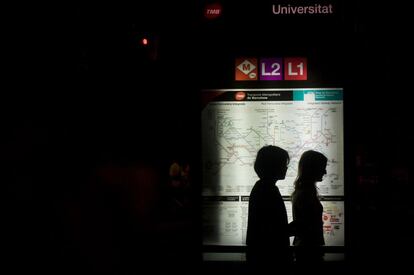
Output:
(272, 3), (334, 15)
(272, 4), (334, 15)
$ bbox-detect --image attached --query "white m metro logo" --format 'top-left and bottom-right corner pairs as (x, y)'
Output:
(237, 60), (256, 75)
(235, 58), (258, 80)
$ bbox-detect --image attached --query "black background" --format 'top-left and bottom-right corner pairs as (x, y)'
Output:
(4, 1), (414, 274)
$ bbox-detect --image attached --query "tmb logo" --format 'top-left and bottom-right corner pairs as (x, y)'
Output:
(204, 3), (223, 20)
(235, 91), (247, 101)
(235, 58), (258, 81)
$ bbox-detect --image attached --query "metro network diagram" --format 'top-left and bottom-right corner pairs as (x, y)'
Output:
(202, 95), (344, 197)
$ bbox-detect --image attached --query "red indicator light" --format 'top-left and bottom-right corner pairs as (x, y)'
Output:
(142, 38), (148, 45)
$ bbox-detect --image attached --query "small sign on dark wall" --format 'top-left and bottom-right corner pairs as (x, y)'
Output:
(204, 3), (223, 20)
(284, 57), (307, 80)
(235, 57), (307, 81)
(235, 58), (258, 80)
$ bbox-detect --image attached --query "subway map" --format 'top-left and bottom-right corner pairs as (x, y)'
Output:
(202, 89), (344, 197)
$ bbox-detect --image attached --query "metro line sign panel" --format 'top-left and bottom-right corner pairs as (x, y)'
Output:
(235, 57), (307, 81)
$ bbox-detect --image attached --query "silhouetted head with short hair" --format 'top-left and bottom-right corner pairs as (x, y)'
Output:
(254, 145), (289, 181)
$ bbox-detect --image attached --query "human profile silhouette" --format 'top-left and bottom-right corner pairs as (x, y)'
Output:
(291, 150), (327, 267)
(246, 145), (293, 273)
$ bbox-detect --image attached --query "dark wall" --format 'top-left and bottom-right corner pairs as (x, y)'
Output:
(4, 1), (414, 274)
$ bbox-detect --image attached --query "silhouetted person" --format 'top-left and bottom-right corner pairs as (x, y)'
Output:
(246, 145), (293, 274)
(291, 150), (327, 268)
